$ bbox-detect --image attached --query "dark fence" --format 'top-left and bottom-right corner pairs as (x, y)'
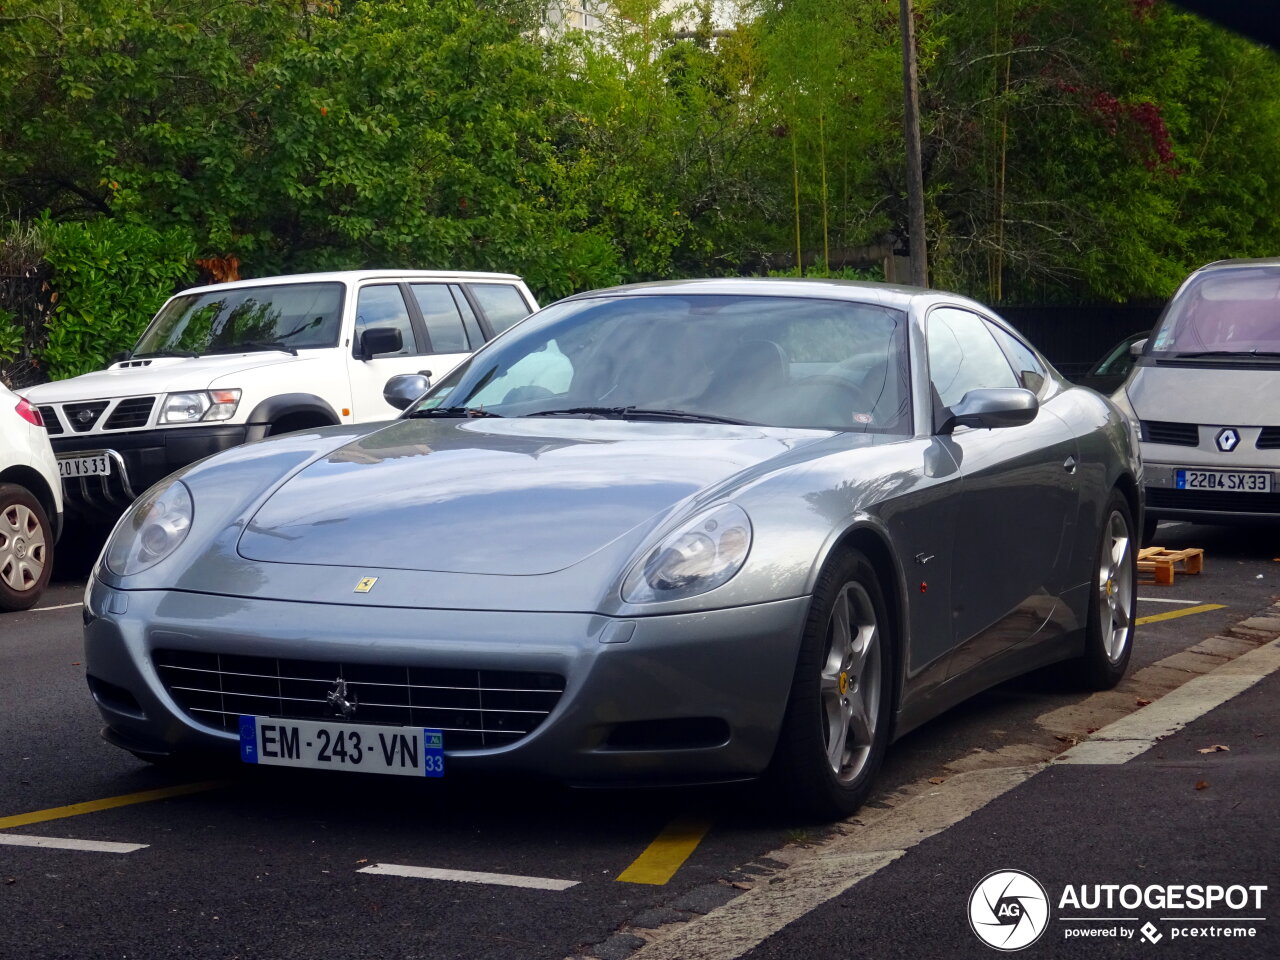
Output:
(998, 303), (1166, 377)
(0, 271), (54, 390)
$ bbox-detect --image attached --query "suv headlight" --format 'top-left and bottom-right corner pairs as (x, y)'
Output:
(622, 503), (752, 604)
(104, 480), (194, 576)
(162, 389), (241, 423)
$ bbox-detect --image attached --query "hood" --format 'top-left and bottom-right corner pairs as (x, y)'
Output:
(23, 353), (312, 403)
(1127, 363), (1280, 425)
(237, 417), (828, 576)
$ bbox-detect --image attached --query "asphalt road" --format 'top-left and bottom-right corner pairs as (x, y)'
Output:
(1, 520), (1276, 960)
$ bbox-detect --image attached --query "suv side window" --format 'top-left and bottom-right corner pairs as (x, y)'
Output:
(469, 283), (533, 335)
(410, 284), (469, 354)
(985, 320), (1048, 394)
(355, 285), (417, 357)
(927, 307), (1019, 410)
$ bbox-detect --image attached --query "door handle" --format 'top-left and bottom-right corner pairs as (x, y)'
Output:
(1063, 456), (1077, 474)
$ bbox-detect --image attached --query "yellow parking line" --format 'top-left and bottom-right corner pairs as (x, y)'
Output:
(1136, 603), (1225, 626)
(0, 781), (228, 832)
(616, 818), (712, 885)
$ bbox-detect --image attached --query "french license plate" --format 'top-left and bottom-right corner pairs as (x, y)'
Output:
(1175, 468), (1273, 493)
(57, 454), (111, 478)
(238, 716), (444, 777)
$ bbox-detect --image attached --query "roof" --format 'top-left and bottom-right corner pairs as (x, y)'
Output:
(175, 269), (524, 299)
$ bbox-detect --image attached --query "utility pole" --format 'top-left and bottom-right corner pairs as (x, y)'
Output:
(899, 0), (928, 287)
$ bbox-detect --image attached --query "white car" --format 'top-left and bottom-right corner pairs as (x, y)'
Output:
(24, 270), (537, 523)
(0, 382), (62, 611)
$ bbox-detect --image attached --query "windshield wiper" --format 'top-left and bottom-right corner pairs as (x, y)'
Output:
(203, 341), (298, 356)
(131, 349), (199, 359)
(1172, 350), (1280, 360)
(407, 406), (504, 419)
(525, 406), (752, 425)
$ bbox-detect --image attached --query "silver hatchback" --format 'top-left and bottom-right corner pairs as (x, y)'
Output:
(1116, 258), (1280, 541)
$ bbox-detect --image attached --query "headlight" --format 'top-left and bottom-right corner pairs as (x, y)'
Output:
(104, 480), (194, 576)
(622, 503), (752, 604)
(162, 389), (241, 423)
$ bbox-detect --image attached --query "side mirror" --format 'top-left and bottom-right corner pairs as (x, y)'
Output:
(383, 373), (431, 411)
(360, 326), (404, 360)
(1129, 338), (1148, 357)
(110, 350), (132, 364)
(940, 387), (1039, 433)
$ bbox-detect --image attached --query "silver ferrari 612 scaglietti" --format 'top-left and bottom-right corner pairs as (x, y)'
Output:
(85, 278), (1142, 820)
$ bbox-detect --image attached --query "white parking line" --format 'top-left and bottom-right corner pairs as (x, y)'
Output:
(358, 863), (578, 890)
(1138, 597), (1203, 604)
(31, 602), (83, 612)
(0, 833), (147, 854)
(1055, 637), (1280, 765)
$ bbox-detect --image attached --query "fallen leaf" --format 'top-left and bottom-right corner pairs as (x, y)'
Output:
(1054, 734), (1079, 745)
(1086, 727), (1099, 734)
(928, 776), (946, 784)
(3, 878), (14, 886)
(1195, 780), (1210, 791)
(1136, 697), (1153, 707)
(355, 858), (368, 864)
(1197, 744), (1230, 754)
(730, 881), (753, 890)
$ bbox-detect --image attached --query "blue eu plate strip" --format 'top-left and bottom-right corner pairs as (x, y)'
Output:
(239, 715), (259, 764)
(423, 729), (444, 778)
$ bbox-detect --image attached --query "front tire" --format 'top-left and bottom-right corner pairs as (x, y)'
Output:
(1070, 491), (1137, 689)
(768, 548), (894, 821)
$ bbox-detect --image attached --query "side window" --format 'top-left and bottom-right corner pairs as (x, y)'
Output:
(410, 284), (469, 354)
(927, 307), (1018, 409)
(354, 285), (416, 357)
(985, 321), (1047, 394)
(449, 285), (486, 348)
(469, 283), (533, 335)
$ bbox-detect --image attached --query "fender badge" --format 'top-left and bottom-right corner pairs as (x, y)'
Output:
(354, 577), (378, 593)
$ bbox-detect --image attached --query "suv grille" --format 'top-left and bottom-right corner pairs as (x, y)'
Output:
(63, 400), (110, 433)
(38, 406), (63, 435)
(1140, 420), (1199, 446)
(1257, 427), (1280, 450)
(153, 650), (565, 750)
(104, 396), (155, 430)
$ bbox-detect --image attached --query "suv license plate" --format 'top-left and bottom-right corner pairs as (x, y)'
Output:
(239, 716), (444, 777)
(1175, 468), (1272, 493)
(57, 454), (111, 478)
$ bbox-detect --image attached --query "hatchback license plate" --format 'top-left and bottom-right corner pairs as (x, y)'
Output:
(57, 454), (111, 478)
(239, 716), (444, 777)
(1175, 468), (1272, 493)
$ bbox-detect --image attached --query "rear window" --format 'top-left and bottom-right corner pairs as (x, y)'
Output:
(470, 283), (533, 335)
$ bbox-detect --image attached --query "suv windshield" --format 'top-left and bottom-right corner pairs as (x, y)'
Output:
(412, 293), (912, 433)
(1149, 266), (1280, 357)
(134, 282), (344, 357)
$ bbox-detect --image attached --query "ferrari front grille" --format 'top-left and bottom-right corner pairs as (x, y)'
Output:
(153, 650), (565, 751)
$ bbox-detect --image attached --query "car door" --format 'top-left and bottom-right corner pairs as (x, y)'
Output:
(924, 306), (1080, 678)
(345, 283), (432, 420)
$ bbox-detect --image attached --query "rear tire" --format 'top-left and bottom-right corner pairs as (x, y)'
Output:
(767, 548), (894, 822)
(1069, 491), (1137, 690)
(0, 483), (53, 612)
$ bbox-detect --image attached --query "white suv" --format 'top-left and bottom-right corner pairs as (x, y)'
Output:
(0, 382), (62, 610)
(25, 270), (537, 523)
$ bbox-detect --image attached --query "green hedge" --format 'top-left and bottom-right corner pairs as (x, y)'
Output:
(40, 219), (196, 381)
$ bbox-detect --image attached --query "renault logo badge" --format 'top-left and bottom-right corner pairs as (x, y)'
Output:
(354, 576), (378, 593)
(1215, 428), (1240, 453)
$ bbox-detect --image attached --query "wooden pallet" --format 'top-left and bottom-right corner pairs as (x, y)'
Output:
(1137, 546), (1204, 585)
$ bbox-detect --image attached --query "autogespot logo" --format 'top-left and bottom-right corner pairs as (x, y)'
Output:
(969, 870), (1051, 951)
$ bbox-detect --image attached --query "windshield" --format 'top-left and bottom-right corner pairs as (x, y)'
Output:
(134, 282), (345, 356)
(412, 293), (912, 433)
(1149, 267), (1280, 357)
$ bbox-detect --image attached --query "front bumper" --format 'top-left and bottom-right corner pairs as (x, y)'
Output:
(1143, 458), (1280, 524)
(51, 425), (259, 520)
(83, 581), (809, 785)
